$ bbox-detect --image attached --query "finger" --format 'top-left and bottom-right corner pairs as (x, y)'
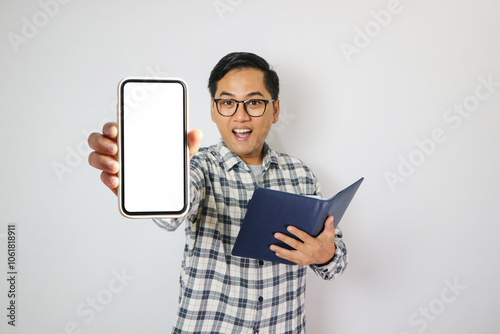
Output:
(270, 244), (305, 265)
(317, 216), (336, 239)
(285, 225), (313, 244)
(88, 151), (119, 174)
(88, 132), (118, 156)
(188, 129), (203, 159)
(323, 216), (335, 233)
(274, 232), (304, 251)
(102, 122), (118, 140)
(100, 172), (118, 195)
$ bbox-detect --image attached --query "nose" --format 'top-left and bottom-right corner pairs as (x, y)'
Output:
(233, 101), (251, 121)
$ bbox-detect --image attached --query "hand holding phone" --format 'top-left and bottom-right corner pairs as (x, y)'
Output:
(88, 122), (120, 194)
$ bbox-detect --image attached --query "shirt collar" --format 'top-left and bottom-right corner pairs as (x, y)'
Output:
(216, 139), (280, 172)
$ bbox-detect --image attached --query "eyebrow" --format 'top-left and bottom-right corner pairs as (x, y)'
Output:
(218, 91), (265, 98)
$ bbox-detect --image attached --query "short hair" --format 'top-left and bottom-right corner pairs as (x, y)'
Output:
(208, 52), (279, 100)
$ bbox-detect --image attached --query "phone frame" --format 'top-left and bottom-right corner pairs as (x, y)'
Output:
(117, 77), (189, 219)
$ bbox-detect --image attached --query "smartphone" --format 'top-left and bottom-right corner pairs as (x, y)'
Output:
(117, 78), (189, 218)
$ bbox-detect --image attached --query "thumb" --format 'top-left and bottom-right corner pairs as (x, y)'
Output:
(188, 129), (203, 159)
(324, 216), (335, 233)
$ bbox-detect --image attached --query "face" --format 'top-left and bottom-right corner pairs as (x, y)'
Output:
(211, 68), (280, 165)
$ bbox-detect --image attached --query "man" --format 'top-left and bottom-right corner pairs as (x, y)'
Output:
(88, 52), (347, 333)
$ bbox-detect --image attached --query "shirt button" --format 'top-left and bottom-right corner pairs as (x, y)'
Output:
(259, 260), (264, 266)
(254, 330), (259, 334)
(258, 296), (263, 303)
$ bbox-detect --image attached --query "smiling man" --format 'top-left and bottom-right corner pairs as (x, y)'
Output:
(88, 52), (347, 333)
(210, 67), (278, 165)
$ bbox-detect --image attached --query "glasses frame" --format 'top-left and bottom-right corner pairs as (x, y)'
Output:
(213, 98), (275, 117)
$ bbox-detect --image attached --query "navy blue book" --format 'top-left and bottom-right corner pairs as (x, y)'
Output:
(232, 177), (364, 265)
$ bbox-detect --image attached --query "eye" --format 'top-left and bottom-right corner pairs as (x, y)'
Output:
(221, 99), (234, 106)
(246, 99), (263, 107)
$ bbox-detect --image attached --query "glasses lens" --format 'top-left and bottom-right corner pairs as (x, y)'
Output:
(245, 99), (266, 117)
(217, 99), (237, 116)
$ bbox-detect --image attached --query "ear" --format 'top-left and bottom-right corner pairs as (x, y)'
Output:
(210, 99), (217, 123)
(271, 99), (280, 124)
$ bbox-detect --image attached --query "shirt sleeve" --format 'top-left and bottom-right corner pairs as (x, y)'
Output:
(309, 227), (348, 280)
(152, 157), (205, 231)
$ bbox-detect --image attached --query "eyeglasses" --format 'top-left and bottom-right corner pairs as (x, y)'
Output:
(213, 98), (275, 117)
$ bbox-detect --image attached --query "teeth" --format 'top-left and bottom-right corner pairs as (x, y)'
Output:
(233, 129), (251, 133)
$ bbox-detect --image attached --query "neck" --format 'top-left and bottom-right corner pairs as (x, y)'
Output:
(239, 147), (264, 165)
(239, 154), (263, 165)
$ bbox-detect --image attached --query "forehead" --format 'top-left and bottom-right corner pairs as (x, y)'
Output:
(215, 68), (269, 96)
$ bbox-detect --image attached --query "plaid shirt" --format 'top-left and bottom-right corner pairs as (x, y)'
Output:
(154, 140), (348, 334)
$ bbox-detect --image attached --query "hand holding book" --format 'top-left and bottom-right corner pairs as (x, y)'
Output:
(232, 177), (364, 265)
(270, 215), (337, 266)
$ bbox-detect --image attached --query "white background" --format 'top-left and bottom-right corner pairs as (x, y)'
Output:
(0, 0), (499, 333)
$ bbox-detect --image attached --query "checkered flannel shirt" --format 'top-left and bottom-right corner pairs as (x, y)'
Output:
(154, 140), (348, 334)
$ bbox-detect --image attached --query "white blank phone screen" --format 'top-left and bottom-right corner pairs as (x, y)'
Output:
(121, 80), (186, 214)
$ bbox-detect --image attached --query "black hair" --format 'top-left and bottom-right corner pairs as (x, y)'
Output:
(208, 52), (279, 100)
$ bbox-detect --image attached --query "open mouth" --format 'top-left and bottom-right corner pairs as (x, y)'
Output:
(233, 128), (252, 140)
